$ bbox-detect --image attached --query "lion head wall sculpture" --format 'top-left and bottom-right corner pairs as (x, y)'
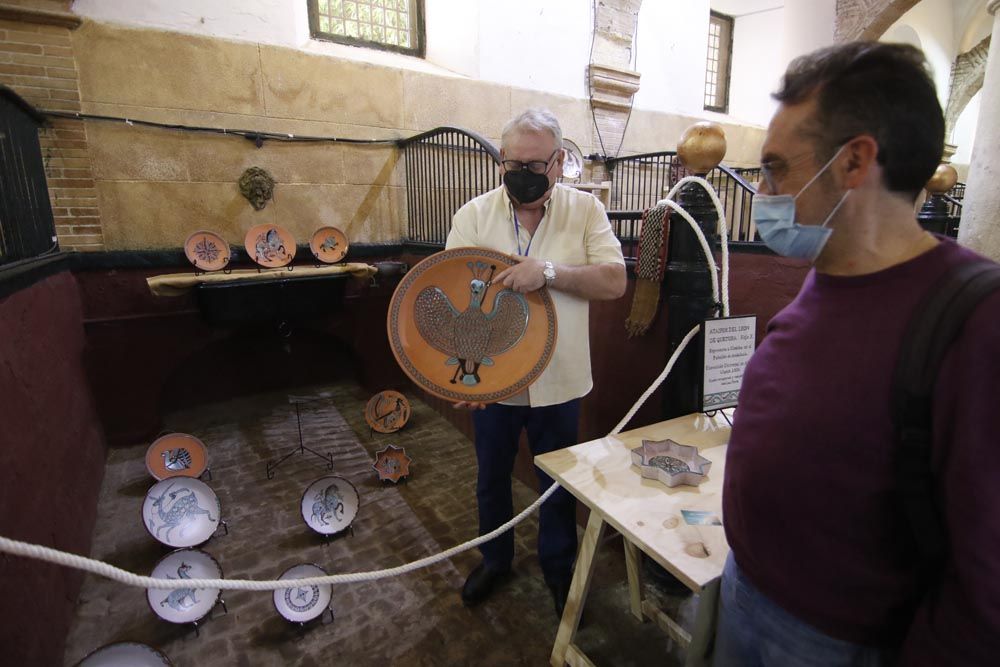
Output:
(239, 166), (275, 210)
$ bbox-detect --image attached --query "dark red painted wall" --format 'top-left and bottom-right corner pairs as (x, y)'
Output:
(0, 270), (106, 667)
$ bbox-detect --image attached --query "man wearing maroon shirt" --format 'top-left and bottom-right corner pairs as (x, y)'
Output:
(716, 42), (1000, 665)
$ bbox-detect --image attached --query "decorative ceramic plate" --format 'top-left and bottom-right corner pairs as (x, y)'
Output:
(630, 438), (713, 488)
(244, 223), (296, 268)
(561, 138), (585, 181)
(387, 247), (557, 404)
(300, 475), (360, 536)
(273, 563), (332, 624)
(309, 226), (349, 264)
(372, 444), (412, 483)
(183, 230), (231, 272)
(364, 390), (411, 433)
(146, 548), (222, 624)
(145, 433), (209, 481)
(76, 642), (172, 667)
(143, 477), (221, 548)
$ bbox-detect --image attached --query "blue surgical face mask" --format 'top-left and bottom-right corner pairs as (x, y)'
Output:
(752, 145), (850, 261)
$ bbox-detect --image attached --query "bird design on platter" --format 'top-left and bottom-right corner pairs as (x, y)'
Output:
(413, 261), (529, 386)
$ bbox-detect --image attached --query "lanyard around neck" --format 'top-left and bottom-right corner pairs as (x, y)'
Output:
(511, 204), (545, 257)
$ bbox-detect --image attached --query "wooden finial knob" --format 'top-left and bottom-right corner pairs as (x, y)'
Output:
(677, 122), (727, 174)
(925, 163), (958, 194)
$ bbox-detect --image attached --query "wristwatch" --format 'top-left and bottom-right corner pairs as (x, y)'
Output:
(543, 260), (556, 287)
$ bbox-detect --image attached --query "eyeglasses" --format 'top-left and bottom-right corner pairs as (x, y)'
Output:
(501, 149), (560, 175)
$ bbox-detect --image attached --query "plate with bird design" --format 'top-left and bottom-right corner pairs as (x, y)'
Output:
(145, 433), (209, 481)
(309, 226), (349, 263)
(142, 477), (221, 548)
(387, 247), (557, 403)
(183, 230), (231, 272)
(364, 390), (411, 433)
(146, 548), (223, 624)
(273, 562), (333, 624)
(244, 223), (296, 268)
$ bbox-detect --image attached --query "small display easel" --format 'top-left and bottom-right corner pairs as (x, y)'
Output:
(265, 398), (335, 479)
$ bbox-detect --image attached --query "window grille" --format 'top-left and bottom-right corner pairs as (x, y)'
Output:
(704, 12), (733, 113)
(308, 0), (425, 57)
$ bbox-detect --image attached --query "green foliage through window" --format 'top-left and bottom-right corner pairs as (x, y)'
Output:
(309, 0), (424, 56)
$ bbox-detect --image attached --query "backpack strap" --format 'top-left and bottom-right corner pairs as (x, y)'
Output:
(891, 259), (1000, 568)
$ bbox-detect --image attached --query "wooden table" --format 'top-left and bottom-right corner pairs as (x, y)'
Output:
(535, 412), (731, 667)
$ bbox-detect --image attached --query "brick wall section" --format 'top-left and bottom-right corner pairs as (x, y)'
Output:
(0, 10), (104, 251)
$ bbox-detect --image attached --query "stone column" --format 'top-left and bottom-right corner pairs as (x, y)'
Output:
(587, 0), (641, 180)
(957, 0), (1000, 261)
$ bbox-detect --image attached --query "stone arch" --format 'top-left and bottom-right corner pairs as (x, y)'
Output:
(835, 0), (921, 43)
(944, 35), (991, 140)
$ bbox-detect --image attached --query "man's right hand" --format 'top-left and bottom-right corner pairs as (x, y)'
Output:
(453, 401), (487, 411)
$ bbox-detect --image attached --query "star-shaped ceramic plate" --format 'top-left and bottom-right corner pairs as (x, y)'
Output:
(630, 438), (712, 488)
(372, 444), (412, 483)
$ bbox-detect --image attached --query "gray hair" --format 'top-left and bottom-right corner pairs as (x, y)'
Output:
(501, 108), (563, 150)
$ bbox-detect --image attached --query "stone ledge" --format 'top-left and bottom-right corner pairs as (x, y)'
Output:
(0, 3), (81, 29)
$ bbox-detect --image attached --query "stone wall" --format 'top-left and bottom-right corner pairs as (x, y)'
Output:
(0, 1), (103, 250)
(63, 19), (765, 252)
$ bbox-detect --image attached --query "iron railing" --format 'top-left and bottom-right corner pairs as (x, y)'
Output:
(398, 127), (501, 246)
(605, 150), (760, 244)
(398, 132), (763, 254)
(0, 87), (55, 267)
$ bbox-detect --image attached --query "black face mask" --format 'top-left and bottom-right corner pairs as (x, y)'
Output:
(503, 170), (552, 205)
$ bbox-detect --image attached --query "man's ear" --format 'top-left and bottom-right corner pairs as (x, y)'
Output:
(842, 135), (879, 189)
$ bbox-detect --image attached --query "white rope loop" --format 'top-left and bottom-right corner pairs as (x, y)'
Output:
(0, 179), (734, 593)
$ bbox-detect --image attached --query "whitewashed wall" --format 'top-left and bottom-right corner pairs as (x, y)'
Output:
(72, 0), (788, 130)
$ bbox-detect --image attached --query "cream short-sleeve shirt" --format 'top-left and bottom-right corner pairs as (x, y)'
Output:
(446, 184), (625, 407)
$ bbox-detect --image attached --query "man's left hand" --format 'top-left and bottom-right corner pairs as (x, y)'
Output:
(494, 256), (546, 293)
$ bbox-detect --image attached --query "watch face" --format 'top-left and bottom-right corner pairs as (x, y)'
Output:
(544, 265), (556, 280)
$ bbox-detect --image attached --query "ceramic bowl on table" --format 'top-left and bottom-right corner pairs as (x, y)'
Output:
(142, 477), (221, 548)
(300, 475), (359, 536)
(146, 548), (223, 625)
(630, 438), (713, 488)
(273, 562), (333, 624)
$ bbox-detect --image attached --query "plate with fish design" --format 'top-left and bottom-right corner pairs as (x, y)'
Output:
(244, 223), (296, 268)
(309, 226), (349, 263)
(387, 247), (557, 404)
(273, 563), (332, 624)
(300, 475), (360, 536)
(142, 477), (221, 548)
(183, 230), (231, 272)
(146, 548), (223, 624)
(145, 433), (209, 481)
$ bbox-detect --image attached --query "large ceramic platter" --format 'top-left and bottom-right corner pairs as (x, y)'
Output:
(387, 247), (557, 403)
(273, 563), (332, 624)
(184, 230), (231, 272)
(146, 548), (222, 625)
(143, 477), (221, 548)
(300, 475), (360, 536)
(364, 390), (411, 434)
(245, 223), (296, 268)
(76, 642), (172, 667)
(309, 226), (349, 264)
(145, 433), (209, 481)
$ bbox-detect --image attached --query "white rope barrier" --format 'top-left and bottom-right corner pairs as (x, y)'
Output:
(0, 482), (561, 591)
(0, 178), (734, 593)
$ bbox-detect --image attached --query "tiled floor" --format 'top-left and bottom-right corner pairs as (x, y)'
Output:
(64, 380), (698, 666)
